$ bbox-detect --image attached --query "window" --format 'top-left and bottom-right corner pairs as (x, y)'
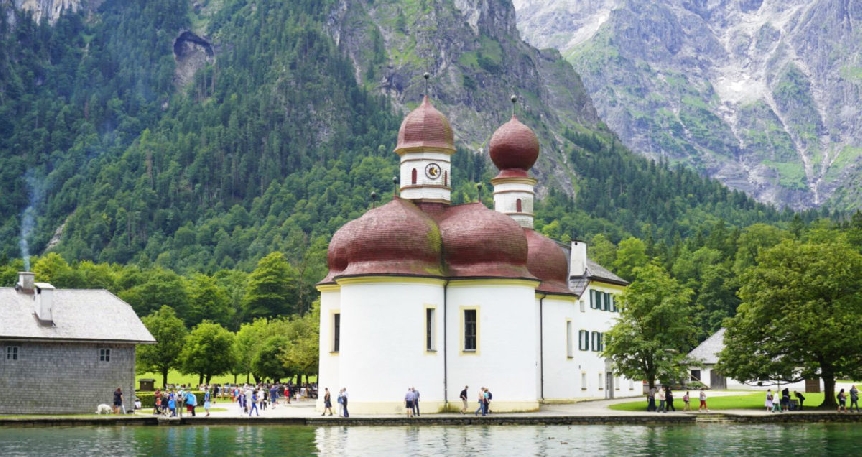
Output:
(516, 199), (522, 212)
(581, 372), (587, 390)
(99, 348), (111, 362)
(333, 313), (341, 353)
(591, 331), (603, 352)
(579, 299), (585, 313)
(578, 330), (589, 351)
(599, 373), (604, 390)
(464, 309), (477, 351)
(590, 290), (598, 309)
(6, 346), (18, 360)
(426, 308), (436, 351)
(411, 168), (417, 184)
(601, 292), (609, 311)
(608, 294), (616, 312)
(566, 321), (573, 358)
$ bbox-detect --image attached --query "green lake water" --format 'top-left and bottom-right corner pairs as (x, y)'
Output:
(0, 423), (860, 456)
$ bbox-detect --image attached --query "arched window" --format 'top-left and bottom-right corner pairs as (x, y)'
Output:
(516, 199), (522, 212)
(412, 168), (417, 184)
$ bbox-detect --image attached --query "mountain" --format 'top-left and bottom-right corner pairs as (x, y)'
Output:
(0, 0), (799, 272)
(512, 0), (862, 211)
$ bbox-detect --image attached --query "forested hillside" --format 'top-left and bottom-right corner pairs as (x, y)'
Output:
(2, 0), (854, 358)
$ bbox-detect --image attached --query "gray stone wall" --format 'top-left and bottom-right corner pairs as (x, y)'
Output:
(0, 341), (136, 414)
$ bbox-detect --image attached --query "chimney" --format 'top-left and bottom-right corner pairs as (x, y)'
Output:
(34, 283), (55, 324)
(16, 272), (35, 293)
(570, 240), (588, 277)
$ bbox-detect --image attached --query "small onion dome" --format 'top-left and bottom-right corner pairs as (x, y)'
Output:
(337, 198), (443, 278)
(438, 203), (535, 279)
(488, 115), (539, 177)
(395, 96), (455, 154)
(319, 221), (354, 284)
(524, 229), (575, 295)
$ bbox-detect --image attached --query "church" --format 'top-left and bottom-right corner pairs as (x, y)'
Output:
(316, 94), (634, 414)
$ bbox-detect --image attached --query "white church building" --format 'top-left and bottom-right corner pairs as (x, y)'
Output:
(316, 95), (635, 414)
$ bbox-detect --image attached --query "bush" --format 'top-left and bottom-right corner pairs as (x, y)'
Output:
(136, 390), (207, 409)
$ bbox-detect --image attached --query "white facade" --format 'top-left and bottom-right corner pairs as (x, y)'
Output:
(491, 177), (537, 228)
(398, 150), (453, 203)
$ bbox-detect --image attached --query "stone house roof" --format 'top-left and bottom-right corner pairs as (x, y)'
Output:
(687, 328), (726, 365)
(0, 288), (155, 344)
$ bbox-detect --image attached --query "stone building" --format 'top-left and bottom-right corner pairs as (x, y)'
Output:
(0, 272), (155, 414)
(316, 96), (633, 414)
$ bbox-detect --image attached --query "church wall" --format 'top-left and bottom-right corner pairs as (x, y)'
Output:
(539, 295), (580, 401)
(445, 281), (540, 412)
(336, 279), (446, 414)
(316, 287), (341, 412)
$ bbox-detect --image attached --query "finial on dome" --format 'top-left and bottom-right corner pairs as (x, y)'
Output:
(476, 182), (484, 202)
(510, 94), (517, 117)
(371, 191), (379, 208)
(424, 72), (430, 97)
(392, 176), (399, 197)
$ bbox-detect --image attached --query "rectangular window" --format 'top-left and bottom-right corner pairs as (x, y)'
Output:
(591, 331), (603, 352)
(601, 292), (610, 311)
(598, 373), (604, 390)
(333, 313), (341, 353)
(579, 299), (585, 313)
(578, 330), (589, 351)
(426, 308), (436, 351)
(566, 321), (573, 358)
(590, 290), (599, 309)
(99, 348), (110, 362)
(6, 346), (18, 360)
(464, 309), (477, 351)
(581, 372), (587, 390)
(608, 294), (616, 312)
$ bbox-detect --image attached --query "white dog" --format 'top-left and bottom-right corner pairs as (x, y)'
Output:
(96, 404), (113, 414)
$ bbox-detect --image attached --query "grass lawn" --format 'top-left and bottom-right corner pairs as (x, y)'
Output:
(609, 392), (829, 411)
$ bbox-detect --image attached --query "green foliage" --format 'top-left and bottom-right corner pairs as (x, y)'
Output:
(137, 306), (189, 387)
(604, 263), (698, 388)
(243, 252), (297, 319)
(718, 233), (862, 407)
(180, 321), (237, 385)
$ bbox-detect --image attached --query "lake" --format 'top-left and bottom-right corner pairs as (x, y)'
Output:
(0, 423), (859, 456)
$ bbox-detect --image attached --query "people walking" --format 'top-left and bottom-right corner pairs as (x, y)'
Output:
(322, 388), (334, 416)
(204, 390), (211, 417)
(249, 389), (260, 416)
(341, 387), (349, 417)
(113, 387), (124, 414)
(683, 391), (690, 411)
(475, 388), (485, 416)
(698, 388), (709, 412)
(838, 388), (847, 413)
(781, 387), (790, 412)
(412, 387), (420, 417)
(765, 389), (774, 412)
(405, 388), (415, 418)
(337, 388), (344, 417)
(657, 386), (666, 413)
(850, 385), (859, 412)
(666, 387), (675, 412)
(186, 390), (197, 417)
(647, 386), (656, 412)
(460, 385), (468, 414)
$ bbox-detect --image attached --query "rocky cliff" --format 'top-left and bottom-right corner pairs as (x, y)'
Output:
(513, 0), (862, 210)
(9, 0), (99, 24)
(327, 0), (606, 197)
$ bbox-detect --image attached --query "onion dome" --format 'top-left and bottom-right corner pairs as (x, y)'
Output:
(395, 96), (455, 153)
(438, 203), (535, 279)
(319, 221), (353, 284)
(488, 115), (540, 176)
(524, 229), (575, 295)
(333, 198), (443, 278)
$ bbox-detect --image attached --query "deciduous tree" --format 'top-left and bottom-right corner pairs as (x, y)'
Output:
(137, 305), (188, 387)
(180, 321), (237, 385)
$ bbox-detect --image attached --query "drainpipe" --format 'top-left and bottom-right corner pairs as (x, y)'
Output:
(443, 280), (450, 409)
(539, 293), (546, 401)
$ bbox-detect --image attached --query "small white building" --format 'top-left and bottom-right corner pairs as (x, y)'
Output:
(317, 96), (634, 414)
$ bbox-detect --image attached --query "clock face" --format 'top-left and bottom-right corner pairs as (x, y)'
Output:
(425, 163), (442, 180)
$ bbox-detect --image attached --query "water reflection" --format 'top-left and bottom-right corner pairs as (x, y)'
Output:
(0, 423), (859, 456)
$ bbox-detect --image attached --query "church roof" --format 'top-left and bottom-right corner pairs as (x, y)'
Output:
(568, 259), (629, 296)
(524, 229), (575, 296)
(489, 115), (539, 178)
(0, 288), (155, 344)
(395, 96), (455, 153)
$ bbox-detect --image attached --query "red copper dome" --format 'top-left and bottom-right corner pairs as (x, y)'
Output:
(395, 96), (455, 153)
(524, 229), (574, 295)
(336, 198), (443, 278)
(319, 221), (354, 284)
(489, 115), (539, 173)
(438, 203), (535, 279)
